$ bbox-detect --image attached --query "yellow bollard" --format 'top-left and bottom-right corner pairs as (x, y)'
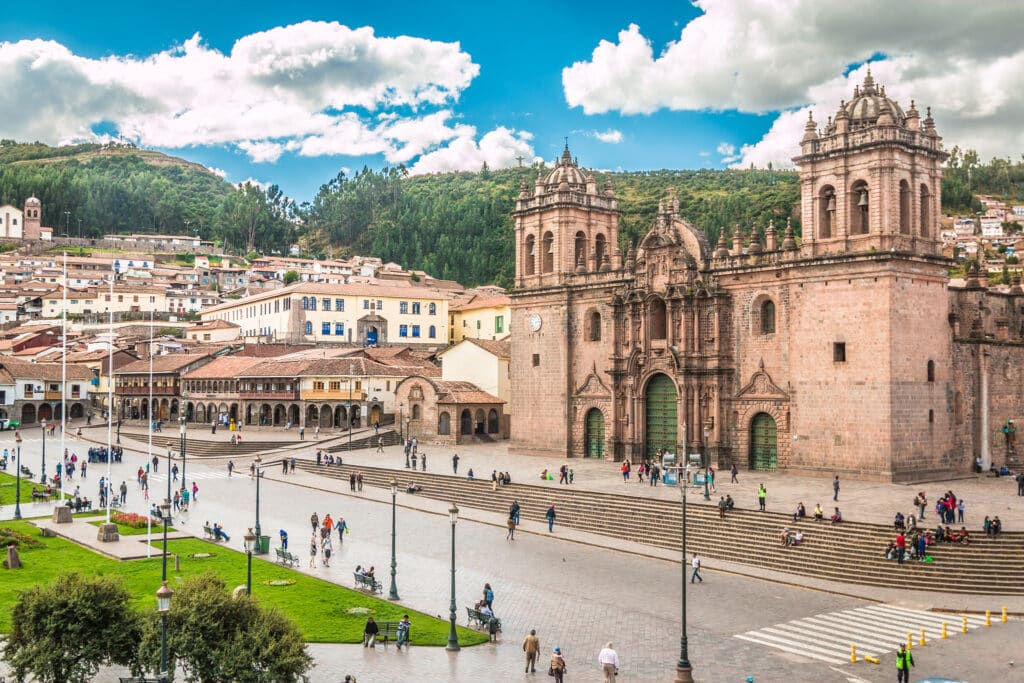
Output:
(919, 628), (926, 646)
(850, 644), (857, 663)
(906, 633), (913, 650)
(1003, 606), (1008, 623)
(962, 616), (968, 633)
(864, 656), (880, 665)
(985, 610), (991, 627)
(941, 621), (948, 639)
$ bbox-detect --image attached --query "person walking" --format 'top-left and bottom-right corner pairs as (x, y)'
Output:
(171, 463), (178, 482)
(483, 583), (494, 609)
(545, 504), (556, 533)
(510, 500), (521, 526)
(1017, 472), (1024, 496)
(895, 642), (914, 683)
(192, 482), (198, 501)
(227, 460), (234, 477)
(279, 529), (288, 549)
(349, 472), (357, 491)
(452, 453), (460, 474)
(249, 461), (255, 478)
(321, 534), (332, 567)
(282, 458), (288, 474)
(310, 512), (319, 533)
(549, 647), (567, 683)
(833, 475), (840, 501)
(376, 436), (384, 454)
(363, 617), (379, 648)
(730, 463), (739, 483)
(690, 554), (703, 583)
(598, 642), (619, 683)
(506, 515), (516, 541)
(299, 426), (305, 441)
(957, 499), (965, 524)
(421, 452), (427, 470)
(522, 629), (540, 673)
(309, 533), (318, 568)
(337, 515), (347, 543)
(290, 457), (296, 474)
(758, 484), (767, 511)
(357, 472), (364, 491)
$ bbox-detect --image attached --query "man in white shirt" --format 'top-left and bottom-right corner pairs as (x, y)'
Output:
(598, 642), (619, 682)
(690, 555), (703, 583)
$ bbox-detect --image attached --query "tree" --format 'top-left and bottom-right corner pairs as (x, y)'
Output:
(3, 572), (141, 683)
(283, 269), (300, 285)
(137, 573), (312, 683)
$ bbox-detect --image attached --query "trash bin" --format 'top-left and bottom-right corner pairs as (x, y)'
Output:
(258, 535), (270, 555)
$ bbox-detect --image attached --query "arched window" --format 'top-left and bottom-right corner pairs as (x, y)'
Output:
(761, 300), (776, 334)
(649, 297), (667, 340)
(524, 235), (536, 276)
(428, 325), (436, 338)
(850, 180), (869, 235)
(588, 310), (602, 341)
(304, 321), (312, 335)
(594, 233), (607, 268)
(574, 231), (587, 269)
(412, 404), (421, 419)
(920, 184), (931, 238)
(301, 296), (309, 310)
(542, 232), (555, 273)
(438, 411), (451, 435)
(927, 359), (935, 382)
(428, 303), (436, 315)
(899, 180), (911, 234)
(818, 186), (835, 239)
(487, 409), (499, 433)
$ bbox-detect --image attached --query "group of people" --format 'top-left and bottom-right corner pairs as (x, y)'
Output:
(491, 470), (513, 487)
(361, 614), (411, 650)
(779, 527), (804, 546)
(983, 515), (1004, 537)
(521, 634), (618, 683)
(315, 451), (341, 467)
(538, 466), (574, 484)
(305, 511), (348, 568)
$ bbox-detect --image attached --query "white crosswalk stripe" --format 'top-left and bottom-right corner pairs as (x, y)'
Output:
(146, 470), (230, 481)
(735, 604), (986, 664)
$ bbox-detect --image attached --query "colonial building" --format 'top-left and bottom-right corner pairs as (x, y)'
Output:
(510, 73), (1024, 482)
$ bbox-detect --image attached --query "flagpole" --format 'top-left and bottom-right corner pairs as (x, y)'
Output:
(148, 295), (154, 503)
(105, 261), (114, 524)
(59, 252), (67, 504)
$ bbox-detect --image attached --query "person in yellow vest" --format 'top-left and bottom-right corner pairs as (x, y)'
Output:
(896, 643), (914, 683)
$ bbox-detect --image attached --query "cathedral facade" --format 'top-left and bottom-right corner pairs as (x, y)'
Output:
(509, 74), (1024, 482)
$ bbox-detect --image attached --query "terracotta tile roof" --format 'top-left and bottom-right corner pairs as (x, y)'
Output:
(201, 280), (459, 315)
(465, 338), (510, 359)
(0, 357), (93, 380)
(180, 356), (264, 379)
(236, 359), (312, 378)
(185, 319), (239, 332)
(448, 293), (511, 312)
(433, 380), (503, 404)
(116, 353), (211, 375)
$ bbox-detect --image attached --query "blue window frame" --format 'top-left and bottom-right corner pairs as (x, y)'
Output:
(322, 322), (330, 335)
(363, 299), (369, 310)
(301, 296), (309, 310)
(304, 321), (312, 335)
(428, 303), (436, 315)
(335, 323), (344, 335)
(322, 298), (331, 311)
(412, 302), (421, 314)
(336, 298), (345, 311)
(429, 325), (436, 338)
(399, 325), (408, 337)
(412, 325), (420, 338)
(309, 298), (317, 311)
(400, 301), (409, 314)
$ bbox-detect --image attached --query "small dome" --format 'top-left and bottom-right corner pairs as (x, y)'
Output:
(840, 71), (905, 126)
(544, 144), (587, 189)
(25, 195), (40, 205)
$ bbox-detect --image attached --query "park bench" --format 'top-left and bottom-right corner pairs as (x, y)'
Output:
(203, 525), (226, 542)
(20, 465), (33, 478)
(377, 621), (411, 649)
(31, 490), (50, 501)
(353, 572), (382, 594)
(465, 607), (501, 632)
(275, 547), (300, 567)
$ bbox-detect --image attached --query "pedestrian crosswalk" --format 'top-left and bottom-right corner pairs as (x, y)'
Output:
(146, 470), (230, 482)
(734, 604), (988, 664)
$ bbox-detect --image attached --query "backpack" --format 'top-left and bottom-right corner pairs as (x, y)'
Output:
(913, 495), (920, 506)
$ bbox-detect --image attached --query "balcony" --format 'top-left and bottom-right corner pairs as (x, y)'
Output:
(44, 391), (63, 400)
(239, 389), (300, 401)
(302, 389), (366, 402)
(118, 385), (179, 396)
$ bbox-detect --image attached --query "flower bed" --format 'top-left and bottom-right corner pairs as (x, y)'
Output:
(111, 512), (151, 529)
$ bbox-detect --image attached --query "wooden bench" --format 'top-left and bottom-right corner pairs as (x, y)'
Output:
(353, 572), (382, 594)
(465, 607), (501, 632)
(377, 621), (411, 649)
(31, 490), (50, 501)
(203, 525), (226, 542)
(275, 547), (300, 567)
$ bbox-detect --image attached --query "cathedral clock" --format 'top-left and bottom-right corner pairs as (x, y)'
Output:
(527, 313), (542, 332)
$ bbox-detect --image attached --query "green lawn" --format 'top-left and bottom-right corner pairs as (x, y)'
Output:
(0, 471), (69, 506)
(0, 521), (487, 646)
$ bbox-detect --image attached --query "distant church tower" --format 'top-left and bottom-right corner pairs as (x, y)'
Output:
(509, 145), (624, 457)
(23, 196), (41, 240)
(795, 70), (947, 257)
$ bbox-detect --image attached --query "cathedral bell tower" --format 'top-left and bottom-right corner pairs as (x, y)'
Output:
(794, 70), (947, 257)
(513, 144), (620, 288)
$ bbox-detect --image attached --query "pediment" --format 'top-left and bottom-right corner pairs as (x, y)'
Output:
(736, 361), (788, 400)
(574, 365), (610, 397)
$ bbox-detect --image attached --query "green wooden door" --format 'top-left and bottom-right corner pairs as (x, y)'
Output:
(750, 413), (778, 471)
(645, 374), (677, 457)
(585, 408), (605, 458)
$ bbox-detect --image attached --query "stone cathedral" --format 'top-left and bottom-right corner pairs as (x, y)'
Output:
(509, 73), (1024, 482)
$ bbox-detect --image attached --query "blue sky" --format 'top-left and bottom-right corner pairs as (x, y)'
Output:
(1, 1), (1021, 202)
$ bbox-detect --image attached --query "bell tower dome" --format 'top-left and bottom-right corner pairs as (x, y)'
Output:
(513, 144), (620, 288)
(23, 196), (41, 240)
(793, 70), (947, 257)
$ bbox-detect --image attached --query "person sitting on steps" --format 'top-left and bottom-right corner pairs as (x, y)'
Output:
(830, 507), (842, 524)
(813, 503), (824, 521)
(793, 502), (806, 522)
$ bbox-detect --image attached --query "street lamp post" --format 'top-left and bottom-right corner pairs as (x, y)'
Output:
(244, 528), (256, 595)
(674, 460), (694, 683)
(39, 423), (47, 485)
(703, 421), (711, 501)
(446, 503), (460, 651)
(14, 443), (22, 520)
(179, 416), (187, 491)
(388, 479), (400, 600)
(156, 580), (173, 683)
(254, 456), (263, 554)
(116, 418), (121, 445)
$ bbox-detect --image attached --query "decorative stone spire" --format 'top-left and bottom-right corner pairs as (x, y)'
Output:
(923, 106), (936, 135)
(802, 110), (819, 142)
(714, 230), (730, 258)
(603, 179), (615, 197)
(862, 67), (876, 95)
(747, 229), (763, 255)
(782, 217), (798, 250)
(877, 97), (894, 126)
(732, 227), (744, 256)
(905, 99), (920, 131)
(965, 259), (984, 289)
(575, 254), (586, 274)
(600, 252), (612, 272)
(765, 219), (778, 251)
(518, 179), (529, 199)
(625, 243), (636, 270)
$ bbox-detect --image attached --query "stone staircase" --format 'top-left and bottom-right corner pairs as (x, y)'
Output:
(146, 434), (296, 458)
(294, 461), (1024, 595)
(326, 428), (401, 453)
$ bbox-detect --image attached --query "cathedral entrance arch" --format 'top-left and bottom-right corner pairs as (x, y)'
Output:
(584, 408), (605, 458)
(749, 413), (778, 471)
(644, 373), (677, 457)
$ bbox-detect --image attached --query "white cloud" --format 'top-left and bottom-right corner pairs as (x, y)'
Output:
(238, 178), (271, 191)
(410, 126), (537, 174)
(563, 2), (1024, 168)
(206, 166), (227, 178)
(593, 129), (623, 144)
(0, 22), (492, 165)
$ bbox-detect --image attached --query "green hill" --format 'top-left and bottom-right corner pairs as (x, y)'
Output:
(0, 140), (233, 237)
